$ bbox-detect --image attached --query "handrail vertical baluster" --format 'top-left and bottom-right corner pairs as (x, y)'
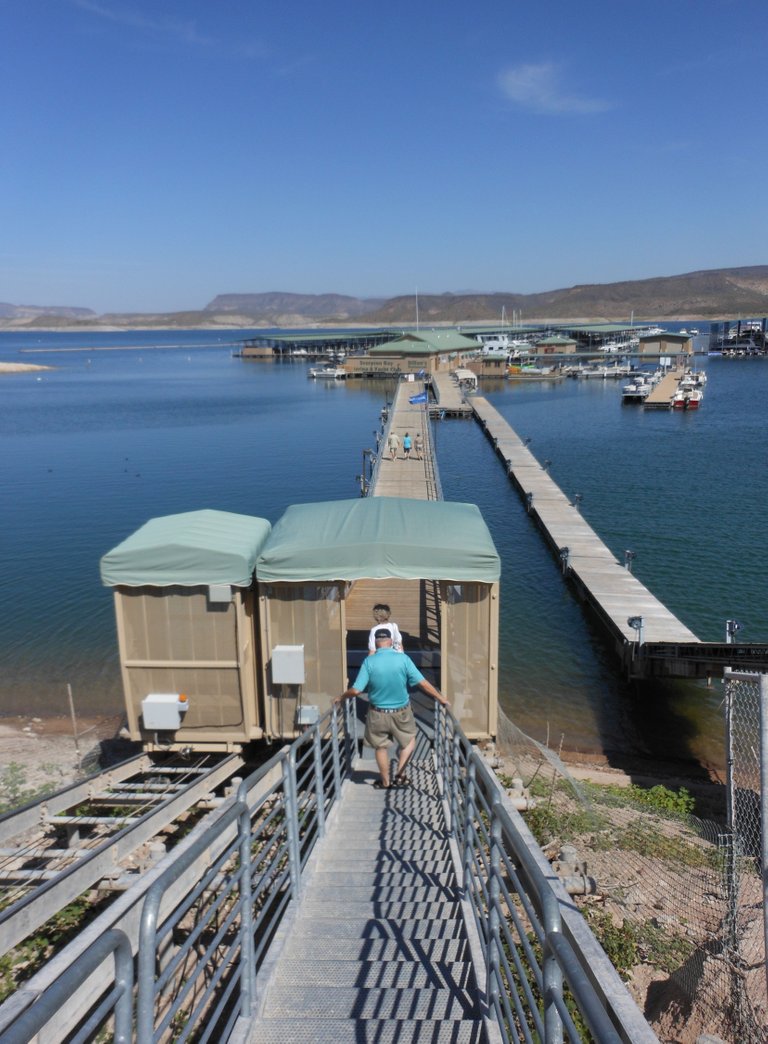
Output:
(331, 703), (342, 801)
(312, 723), (326, 839)
(237, 792), (255, 1019)
(283, 749), (302, 897)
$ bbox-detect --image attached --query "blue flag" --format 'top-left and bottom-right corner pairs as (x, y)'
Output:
(409, 391), (428, 404)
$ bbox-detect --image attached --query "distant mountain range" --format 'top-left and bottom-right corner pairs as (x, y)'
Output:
(2, 266), (768, 329)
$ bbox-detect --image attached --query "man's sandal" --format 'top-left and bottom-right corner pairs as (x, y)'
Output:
(394, 774), (410, 788)
(373, 779), (390, 790)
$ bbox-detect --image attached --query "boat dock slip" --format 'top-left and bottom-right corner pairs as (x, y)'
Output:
(430, 371), (473, 416)
(470, 395), (702, 677)
(643, 370), (680, 409)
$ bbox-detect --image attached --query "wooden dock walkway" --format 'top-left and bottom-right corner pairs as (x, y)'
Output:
(470, 396), (699, 671)
(368, 381), (440, 500)
(643, 370), (680, 409)
(346, 380), (442, 656)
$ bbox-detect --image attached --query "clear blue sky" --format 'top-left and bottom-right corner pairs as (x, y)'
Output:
(2, 0), (766, 313)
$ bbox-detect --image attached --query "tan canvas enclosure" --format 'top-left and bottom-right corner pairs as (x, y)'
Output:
(101, 510), (271, 751)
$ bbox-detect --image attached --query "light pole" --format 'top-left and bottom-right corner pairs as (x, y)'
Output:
(628, 616), (645, 646)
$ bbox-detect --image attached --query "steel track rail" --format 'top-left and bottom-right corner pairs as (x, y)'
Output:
(0, 752), (243, 956)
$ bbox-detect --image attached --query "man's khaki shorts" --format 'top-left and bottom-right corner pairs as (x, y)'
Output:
(364, 704), (417, 749)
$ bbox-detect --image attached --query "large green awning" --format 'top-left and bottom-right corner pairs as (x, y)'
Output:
(100, 510), (272, 588)
(256, 498), (500, 583)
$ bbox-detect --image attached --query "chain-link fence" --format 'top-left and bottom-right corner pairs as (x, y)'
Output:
(493, 687), (768, 1044)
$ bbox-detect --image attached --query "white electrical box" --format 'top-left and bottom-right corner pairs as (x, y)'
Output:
(271, 645), (305, 685)
(142, 693), (189, 730)
(296, 705), (319, 726)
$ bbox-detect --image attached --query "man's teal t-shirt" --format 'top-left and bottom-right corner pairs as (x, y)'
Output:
(352, 648), (425, 709)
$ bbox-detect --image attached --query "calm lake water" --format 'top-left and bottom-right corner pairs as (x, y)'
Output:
(1, 329), (765, 773)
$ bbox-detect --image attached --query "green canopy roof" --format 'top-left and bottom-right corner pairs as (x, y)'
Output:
(100, 510), (272, 588)
(369, 331), (481, 356)
(256, 498), (500, 583)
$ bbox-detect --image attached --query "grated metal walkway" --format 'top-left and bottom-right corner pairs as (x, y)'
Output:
(247, 759), (488, 1042)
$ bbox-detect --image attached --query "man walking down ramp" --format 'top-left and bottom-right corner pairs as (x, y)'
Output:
(337, 629), (449, 789)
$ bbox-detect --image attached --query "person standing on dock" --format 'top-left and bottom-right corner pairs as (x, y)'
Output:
(387, 431), (400, 460)
(367, 603), (402, 655)
(403, 432), (412, 459)
(414, 432), (423, 460)
(336, 630), (449, 789)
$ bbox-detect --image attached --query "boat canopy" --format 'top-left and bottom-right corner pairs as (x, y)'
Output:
(255, 497), (500, 583)
(100, 510), (272, 588)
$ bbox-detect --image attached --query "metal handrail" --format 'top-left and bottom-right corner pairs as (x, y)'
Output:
(430, 701), (627, 1044)
(1, 701), (356, 1044)
(0, 929), (133, 1044)
(1, 697), (650, 1042)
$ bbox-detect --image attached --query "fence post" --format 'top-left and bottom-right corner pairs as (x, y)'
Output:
(760, 674), (768, 1000)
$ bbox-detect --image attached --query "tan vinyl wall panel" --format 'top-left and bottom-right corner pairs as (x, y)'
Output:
(261, 583), (345, 739)
(441, 581), (497, 739)
(120, 587), (237, 662)
(115, 586), (261, 747)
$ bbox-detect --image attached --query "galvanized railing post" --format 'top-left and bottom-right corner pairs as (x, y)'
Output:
(449, 730), (461, 837)
(312, 723), (326, 838)
(343, 697), (356, 774)
(542, 895), (565, 1043)
(488, 812), (502, 1023)
(435, 702), (444, 778)
(331, 703), (342, 800)
(463, 759), (476, 890)
(237, 785), (255, 1018)
(282, 749), (302, 897)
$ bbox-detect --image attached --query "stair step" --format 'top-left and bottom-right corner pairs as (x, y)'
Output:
(247, 1017), (487, 1042)
(304, 884), (460, 903)
(272, 958), (474, 989)
(308, 869), (455, 887)
(289, 917), (467, 941)
(298, 899), (462, 920)
(262, 984), (479, 1020)
(315, 856), (448, 872)
(281, 936), (469, 963)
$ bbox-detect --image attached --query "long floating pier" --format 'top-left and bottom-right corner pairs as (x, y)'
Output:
(470, 395), (704, 677)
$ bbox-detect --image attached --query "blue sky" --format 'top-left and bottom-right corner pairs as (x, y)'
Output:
(1, 0), (766, 313)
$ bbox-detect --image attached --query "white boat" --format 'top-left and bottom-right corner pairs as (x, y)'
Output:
(308, 366), (346, 380)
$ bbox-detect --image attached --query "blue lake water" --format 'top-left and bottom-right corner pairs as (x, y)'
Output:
(1, 329), (765, 771)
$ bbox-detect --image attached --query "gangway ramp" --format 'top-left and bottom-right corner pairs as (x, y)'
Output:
(247, 759), (488, 1042)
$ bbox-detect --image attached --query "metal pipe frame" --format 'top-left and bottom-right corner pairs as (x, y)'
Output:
(431, 703), (626, 1044)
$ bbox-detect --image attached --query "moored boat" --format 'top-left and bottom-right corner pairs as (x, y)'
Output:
(308, 366), (346, 379)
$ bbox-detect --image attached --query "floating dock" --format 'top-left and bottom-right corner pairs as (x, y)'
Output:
(470, 395), (707, 677)
(642, 370), (681, 409)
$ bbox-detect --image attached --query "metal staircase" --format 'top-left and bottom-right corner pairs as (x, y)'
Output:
(0, 700), (658, 1043)
(247, 759), (488, 1042)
